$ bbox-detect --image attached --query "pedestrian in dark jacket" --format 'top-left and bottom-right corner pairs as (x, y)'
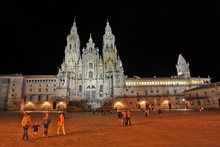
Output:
(42, 113), (51, 137)
(158, 109), (162, 116)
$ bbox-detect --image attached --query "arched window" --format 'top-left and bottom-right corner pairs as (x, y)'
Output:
(69, 44), (71, 49)
(79, 73), (82, 79)
(79, 85), (82, 93)
(110, 44), (113, 49)
(89, 71), (93, 78)
(106, 44), (109, 49)
(89, 63), (93, 68)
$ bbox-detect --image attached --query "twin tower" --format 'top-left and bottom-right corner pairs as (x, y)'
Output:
(57, 20), (124, 106)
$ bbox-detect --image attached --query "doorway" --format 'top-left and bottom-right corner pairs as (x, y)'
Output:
(169, 103), (172, 109)
(53, 102), (56, 110)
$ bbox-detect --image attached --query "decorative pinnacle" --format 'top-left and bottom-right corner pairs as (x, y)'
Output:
(73, 17), (76, 26)
(89, 33), (93, 42)
(106, 18), (109, 26)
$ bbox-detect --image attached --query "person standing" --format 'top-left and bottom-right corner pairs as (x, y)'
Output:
(57, 113), (66, 135)
(32, 121), (41, 139)
(122, 110), (127, 126)
(158, 109), (162, 117)
(126, 110), (132, 126)
(42, 113), (51, 137)
(145, 109), (150, 117)
(21, 113), (32, 141)
(93, 110), (96, 115)
(117, 110), (123, 126)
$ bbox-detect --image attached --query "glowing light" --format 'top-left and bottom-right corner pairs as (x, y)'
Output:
(59, 102), (63, 104)
(43, 101), (50, 106)
(141, 101), (145, 104)
(115, 101), (122, 106)
(182, 99), (185, 102)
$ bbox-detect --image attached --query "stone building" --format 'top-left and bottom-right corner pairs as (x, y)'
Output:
(0, 20), (211, 111)
(113, 54), (210, 110)
(184, 82), (220, 109)
(56, 20), (124, 109)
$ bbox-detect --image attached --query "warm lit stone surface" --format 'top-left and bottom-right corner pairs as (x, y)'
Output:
(0, 110), (220, 147)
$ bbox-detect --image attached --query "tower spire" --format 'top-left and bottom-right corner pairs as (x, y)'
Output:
(73, 17), (76, 26)
(176, 54), (191, 78)
(105, 19), (112, 35)
(70, 18), (78, 35)
(89, 33), (93, 43)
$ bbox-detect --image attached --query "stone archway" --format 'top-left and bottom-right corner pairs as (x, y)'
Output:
(86, 85), (96, 99)
(53, 102), (56, 110)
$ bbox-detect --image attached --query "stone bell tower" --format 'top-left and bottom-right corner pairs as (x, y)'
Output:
(176, 54), (191, 78)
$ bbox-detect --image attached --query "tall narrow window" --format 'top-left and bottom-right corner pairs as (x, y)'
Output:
(145, 90), (148, 96)
(79, 73), (82, 79)
(69, 44), (72, 49)
(89, 63), (93, 68)
(79, 85), (82, 93)
(38, 95), (41, 101)
(100, 85), (103, 92)
(89, 71), (93, 78)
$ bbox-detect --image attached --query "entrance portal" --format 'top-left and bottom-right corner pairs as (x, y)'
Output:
(53, 102), (56, 110)
(169, 103), (172, 109)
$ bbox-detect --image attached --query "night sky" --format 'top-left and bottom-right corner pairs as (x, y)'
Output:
(2, 1), (220, 82)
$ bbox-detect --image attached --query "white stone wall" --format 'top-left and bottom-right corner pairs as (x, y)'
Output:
(0, 77), (10, 109)
(185, 84), (220, 109)
(7, 75), (24, 110)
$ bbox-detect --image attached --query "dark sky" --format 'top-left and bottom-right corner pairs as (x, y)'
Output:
(2, 1), (220, 82)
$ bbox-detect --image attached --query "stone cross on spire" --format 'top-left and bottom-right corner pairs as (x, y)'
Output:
(105, 19), (112, 35)
(86, 33), (95, 49)
(89, 33), (93, 43)
(70, 18), (78, 35)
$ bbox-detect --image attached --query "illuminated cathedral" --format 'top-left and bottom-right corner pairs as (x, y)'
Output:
(0, 20), (210, 111)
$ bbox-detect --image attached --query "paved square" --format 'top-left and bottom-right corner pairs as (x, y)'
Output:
(0, 110), (220, 147)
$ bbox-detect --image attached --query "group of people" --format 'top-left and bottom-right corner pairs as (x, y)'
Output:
(117, 110), (132, 126)
(143, 108), (163, 117)
(21, 112), (65, 141)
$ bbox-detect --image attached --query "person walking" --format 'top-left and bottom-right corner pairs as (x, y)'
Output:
(126, 110), (132, 126)
(21, 113), (32, 141)
(42, 113), (51, 137)
(57, 113), (66, 135)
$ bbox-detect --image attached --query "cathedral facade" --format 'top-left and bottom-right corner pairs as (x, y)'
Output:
(56, 20), (124, 108)
(0, 20), (211, 111)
